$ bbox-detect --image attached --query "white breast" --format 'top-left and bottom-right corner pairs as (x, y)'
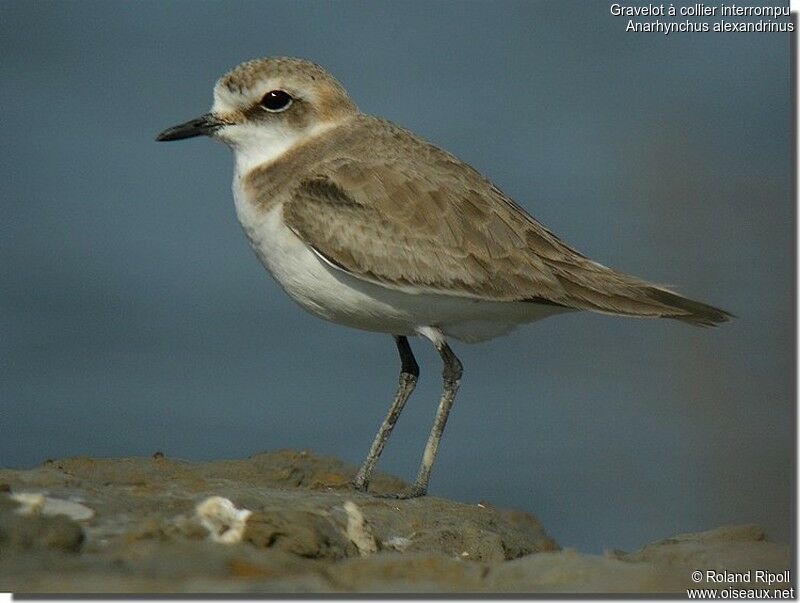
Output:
(232, 177), (567, 343)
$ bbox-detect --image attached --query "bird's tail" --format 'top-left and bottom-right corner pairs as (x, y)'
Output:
(642, 286), (733, 327)
(543, 261), (734, 327)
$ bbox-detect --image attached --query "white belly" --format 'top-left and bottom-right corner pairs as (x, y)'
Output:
(233, 183), (567, 343)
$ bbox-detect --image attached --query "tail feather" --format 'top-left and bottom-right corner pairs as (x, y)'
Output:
(644, 287), (733, 327)
(544, 266), (733, 327)
(526, 245), (733, 327)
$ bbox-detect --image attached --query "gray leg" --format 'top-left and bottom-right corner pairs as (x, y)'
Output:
(353, 335), (419, 492)
(406, 340), (463, 498)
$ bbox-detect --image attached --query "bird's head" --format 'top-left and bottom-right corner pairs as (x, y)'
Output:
(156, 57), (358, 171)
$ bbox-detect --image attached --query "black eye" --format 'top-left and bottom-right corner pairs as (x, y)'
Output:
(259, 90), (293, 112)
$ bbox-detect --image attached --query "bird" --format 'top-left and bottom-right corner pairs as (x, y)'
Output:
(156, 56), (731, 498)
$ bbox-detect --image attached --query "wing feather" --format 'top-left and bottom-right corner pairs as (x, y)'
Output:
(280, 118), (730, 325)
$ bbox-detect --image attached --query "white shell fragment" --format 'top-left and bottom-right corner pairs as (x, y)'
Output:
(195, 496), (252, 544)
(383, 535), (413, 552)
(343, 500), (378, 556)
(11, 492), (95, 521)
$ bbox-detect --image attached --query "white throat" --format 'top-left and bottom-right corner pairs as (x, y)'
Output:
(219, 121), (340, 179)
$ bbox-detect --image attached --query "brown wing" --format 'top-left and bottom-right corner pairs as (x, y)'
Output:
(282, 130), (730, 326)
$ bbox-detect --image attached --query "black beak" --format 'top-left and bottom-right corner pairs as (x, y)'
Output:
(156, 113), (225, 142)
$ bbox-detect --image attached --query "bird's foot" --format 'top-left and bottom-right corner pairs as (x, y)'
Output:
(368, 484), (427, 499)
(393, 484), (427, 499)
(352, 476), (369, 493)
(352, 469), (427, 499)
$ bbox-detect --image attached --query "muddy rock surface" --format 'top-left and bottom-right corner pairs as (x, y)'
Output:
(0, 450), (790, 593)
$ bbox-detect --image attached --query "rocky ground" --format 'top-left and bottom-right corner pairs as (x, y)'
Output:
(0, 449), (791, 593)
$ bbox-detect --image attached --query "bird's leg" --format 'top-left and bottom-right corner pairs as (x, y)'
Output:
(353, 335), (419, 492)
(405, 339), (463, 498)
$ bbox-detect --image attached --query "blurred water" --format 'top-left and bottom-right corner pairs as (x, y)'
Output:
(0, 1), (792, 553)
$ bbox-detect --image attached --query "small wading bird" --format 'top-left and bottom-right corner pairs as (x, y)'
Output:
(157, 57), (731, 498)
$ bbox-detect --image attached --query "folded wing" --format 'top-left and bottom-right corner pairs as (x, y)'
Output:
(283, 139), (730, 327)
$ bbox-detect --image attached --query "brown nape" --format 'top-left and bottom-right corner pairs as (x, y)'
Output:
(643, 287), (733, 327)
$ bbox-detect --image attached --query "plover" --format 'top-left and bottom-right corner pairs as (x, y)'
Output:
(157, 57), (731, 498)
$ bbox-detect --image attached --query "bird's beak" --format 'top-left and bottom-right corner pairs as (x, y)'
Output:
(156, 113), (225, 142)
